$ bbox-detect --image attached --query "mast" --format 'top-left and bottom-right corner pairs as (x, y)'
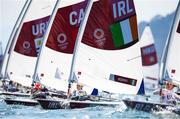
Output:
(159, 2), (180, 84)
(33, 0), (61, 84)
(0, 0), (31, 80)
(67, 0), (94, 94)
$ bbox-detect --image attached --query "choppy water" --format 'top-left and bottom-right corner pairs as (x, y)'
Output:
(0, 99), (179, 119)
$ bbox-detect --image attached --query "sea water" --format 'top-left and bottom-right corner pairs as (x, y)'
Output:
(0, 99), (179, 119)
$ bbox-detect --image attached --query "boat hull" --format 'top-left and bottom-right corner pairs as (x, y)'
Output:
(4, 98), (38, 106)
(37, 99), (121, 109)
(123, 99), (173, 112)
(69, 100), (120, 109)
(172, 107), (180, 115)
(37, 99), (66, 109)
(0, 92), (30, 97)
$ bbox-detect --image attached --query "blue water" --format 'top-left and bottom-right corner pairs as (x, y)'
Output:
(0, 99), (179, 119)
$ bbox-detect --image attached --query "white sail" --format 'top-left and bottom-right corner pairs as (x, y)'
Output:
(140, 25), (159, 89)
(0, 0), (31, 79)
(161, 3), (180, 86)
(5, 0), (56, 87)
(35, 0), (88, 92)
(72, 0), (144, 95)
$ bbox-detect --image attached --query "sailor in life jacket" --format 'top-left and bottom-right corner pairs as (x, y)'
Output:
(160, 81), (180, 104)
(72, 83), (87, 97)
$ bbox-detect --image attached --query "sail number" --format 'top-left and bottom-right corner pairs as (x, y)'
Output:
(134, 103), (153, 112)
(48, 102), (59, 109)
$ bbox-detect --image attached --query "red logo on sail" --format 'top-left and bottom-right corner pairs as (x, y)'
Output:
(14, 16), (50, 57)
(46, 1), (88, 54)
(82, 0), (138, 50)
(141, 44), (158, 66)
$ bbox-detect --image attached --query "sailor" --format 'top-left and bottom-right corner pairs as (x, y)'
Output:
(7, 81), (19, 92)
(71, 83), (87, 100)
(1, 80), (8, 91)
(73, 83), (87, 96)
(160, 81), (180, 104)
(31, 83), (41, 93)
(31, 82), (46, 99)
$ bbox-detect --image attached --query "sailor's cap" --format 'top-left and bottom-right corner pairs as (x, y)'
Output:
(77, 83), (84, 87)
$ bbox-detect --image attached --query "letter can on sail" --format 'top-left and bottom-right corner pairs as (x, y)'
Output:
(36, 0), (88, 91)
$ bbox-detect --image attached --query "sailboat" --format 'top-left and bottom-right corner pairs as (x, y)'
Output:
(140, 24), (159, 92)
(159, 2), (180, 86)
(5, 0), (91, 106)
(124, 2), (180, 114)
(5, 0), (55, 87)
(0, 0), (31, 97)
(3, 0), (57, 106)
(38, 0), (146, 109)
(72, 0), (144, 95)
(0, 0), (31, 80)
(159, 1), (180, 115)
(33, 0), (89, 94)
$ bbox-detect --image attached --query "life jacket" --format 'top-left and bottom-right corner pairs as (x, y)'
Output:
(73, 90), (87, 97)
(161, 89), (176, 103)
(34, 83), (41, 90)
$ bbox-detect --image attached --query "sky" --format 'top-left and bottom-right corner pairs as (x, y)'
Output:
(0, 0), (179, 52)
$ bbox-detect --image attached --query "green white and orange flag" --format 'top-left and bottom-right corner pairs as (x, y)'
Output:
(82, 0), (138, 50)
(110, 16), (138, 48)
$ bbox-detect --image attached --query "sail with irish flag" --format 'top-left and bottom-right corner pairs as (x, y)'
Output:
(70, 0), (144, 95)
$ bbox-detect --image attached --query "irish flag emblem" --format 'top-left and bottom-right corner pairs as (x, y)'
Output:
(110, 16), (138, 48)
